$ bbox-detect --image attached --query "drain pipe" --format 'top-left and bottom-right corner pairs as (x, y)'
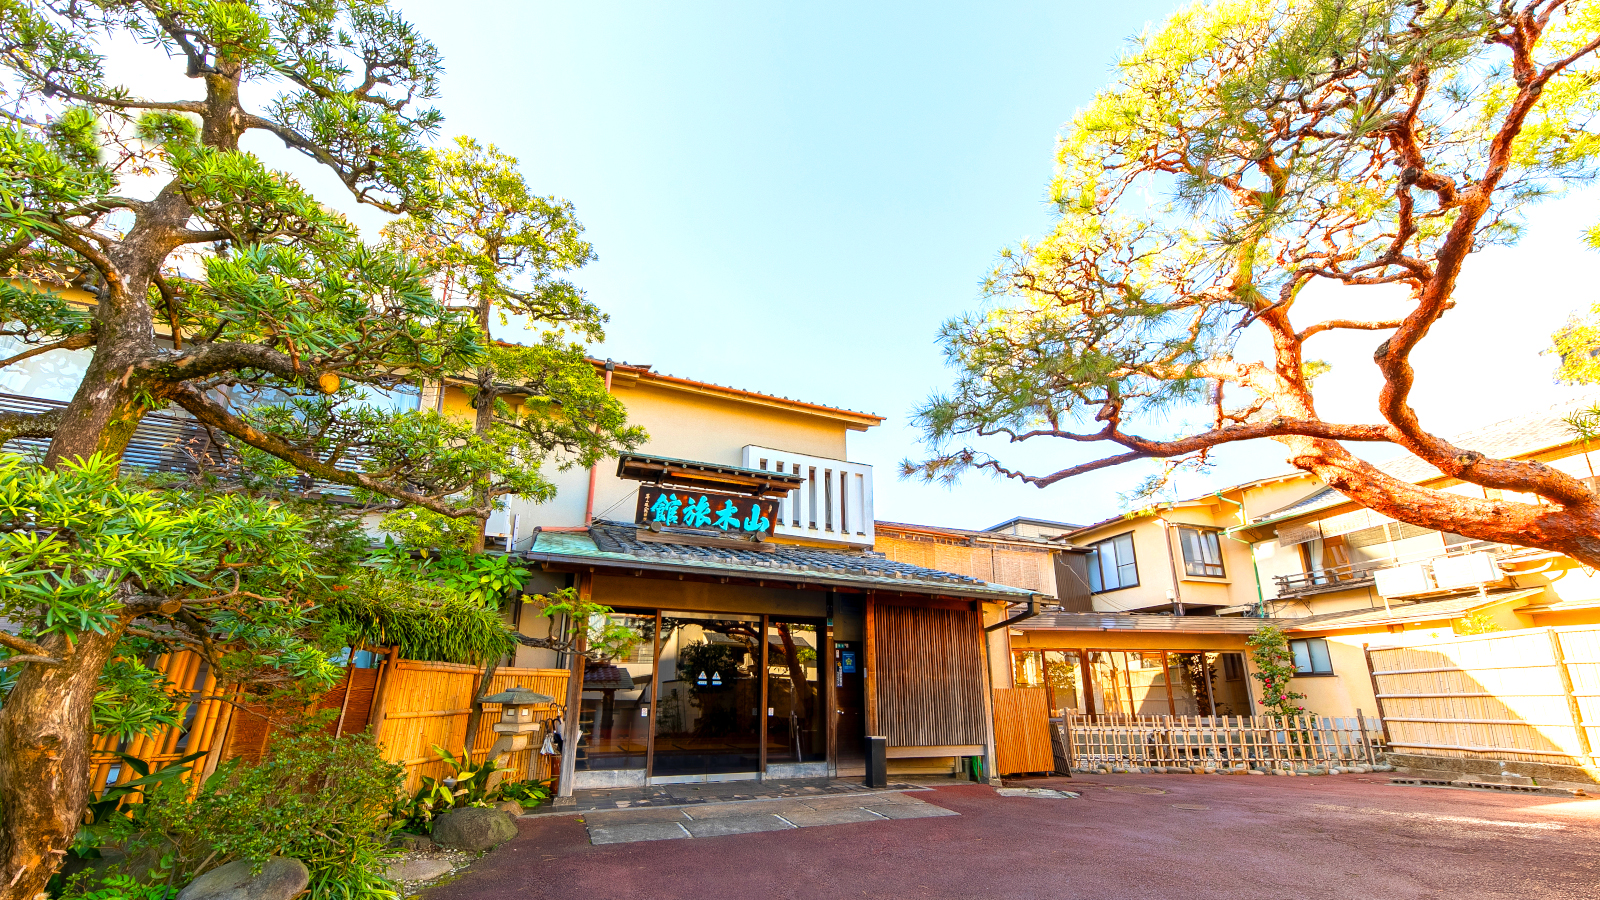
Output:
(985, 596), (1042, 632)
(1214, 491), (1268, 618)
(1155, 511), (1184, 616)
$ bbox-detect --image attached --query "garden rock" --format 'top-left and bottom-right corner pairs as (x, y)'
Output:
(176, 858), (309, 900)
(384, 858), (452, 883)
(431, 807), (517, 850)
(494, 800), (524, 816)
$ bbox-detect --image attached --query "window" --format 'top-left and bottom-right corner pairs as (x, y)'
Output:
(1289, 638), (1334, 675)
(1087, 533), (1139, 592)
(1177, 526), (1225, 577)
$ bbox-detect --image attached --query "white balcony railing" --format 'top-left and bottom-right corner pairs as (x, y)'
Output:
(741, 446), (873, 547)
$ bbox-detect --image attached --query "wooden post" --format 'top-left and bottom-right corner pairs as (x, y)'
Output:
(864, 593), (878, 739)
(759, 615), (770, 777)
(645, 610), (661, 779)
(822, 606), (837, 776)
(366, 646), (402, 741)
(1547, 627), (1594, 762)
(1361, 643), (1393, 746)
(555, 574), (591, 802)
(461, 657), (501, 757)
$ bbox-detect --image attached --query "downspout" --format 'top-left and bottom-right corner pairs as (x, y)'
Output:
(1155, 511), (1184, 616)
(985, 596), (1042, 632)
(1214, 491), (1267, 618)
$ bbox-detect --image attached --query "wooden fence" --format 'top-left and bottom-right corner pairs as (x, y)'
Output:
(992, 687), (1054, 774)
(1367, 625), (1600, 768)
(86, 650), (569, 798)
(373, 660), (567, 793)
(1063, 714), (1383, 770)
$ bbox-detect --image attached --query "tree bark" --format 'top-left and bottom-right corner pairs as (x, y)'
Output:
(0, 624), (125, 900)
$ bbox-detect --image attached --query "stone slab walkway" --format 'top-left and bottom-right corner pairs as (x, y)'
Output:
(580, 790), (957, 844)
(540, 776), (929, 815)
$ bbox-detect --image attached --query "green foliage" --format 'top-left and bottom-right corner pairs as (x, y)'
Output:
(492, 779), (551, 809)
(390, 746), (501, 833)
(107, 733), (403, 900)
(906, 0), (1600, 492)
(1453, 610), (1504, 636)
(318, 571), (517, 665)
(1246, 625), (1309, 718)
(90, 661), (183, 742)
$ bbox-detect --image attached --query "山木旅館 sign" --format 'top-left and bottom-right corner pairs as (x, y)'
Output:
(636, 487), (781, 537)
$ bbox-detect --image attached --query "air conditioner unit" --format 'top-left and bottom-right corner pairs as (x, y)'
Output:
(1431, 552), (1501, 591)
(1374, 563), (1434, 598)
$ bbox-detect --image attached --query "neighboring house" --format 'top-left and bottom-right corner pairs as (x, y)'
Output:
(1063, 473), (1316, 616)
(1227, 396), (1600, 720)
(873, 518), (1088, 607)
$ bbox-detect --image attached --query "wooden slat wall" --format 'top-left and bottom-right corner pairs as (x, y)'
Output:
(874, 533), (1055, 593)
(992, 687), (1054, 774)
(869, 604), (987, 748)
(1368, 627), (1595, 766)
(372, 660), (569, 793)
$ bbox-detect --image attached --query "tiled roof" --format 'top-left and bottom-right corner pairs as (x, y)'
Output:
(1282, 588), (1545, 632)
(1253, 395), (1600, 525)
(523, 524), (1038, 600)
(1015, 612), (1288, 634)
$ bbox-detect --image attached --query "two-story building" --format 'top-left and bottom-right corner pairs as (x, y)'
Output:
(420, 361), (1039, 790)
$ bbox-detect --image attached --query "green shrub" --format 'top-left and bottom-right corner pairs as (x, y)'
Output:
(105, 733), (404, 900)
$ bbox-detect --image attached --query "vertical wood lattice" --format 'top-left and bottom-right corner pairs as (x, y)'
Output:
(991, 687), (1054, 774)
(868, 603), (987, 747)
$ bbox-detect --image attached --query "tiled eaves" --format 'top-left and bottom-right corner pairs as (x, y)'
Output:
(523, 525), (1038, 600)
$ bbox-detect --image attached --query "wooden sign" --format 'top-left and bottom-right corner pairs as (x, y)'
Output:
(636, 486), (782, 536)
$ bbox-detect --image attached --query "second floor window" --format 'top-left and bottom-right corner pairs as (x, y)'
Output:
(1087, 532), (1138, 592)
(1177, 526), (1225, 577)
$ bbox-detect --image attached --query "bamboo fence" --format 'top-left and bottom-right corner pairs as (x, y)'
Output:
(84, 650), (569, 798)
(372, 660), (568, 793)
(1063, 714), (1383, 770)
(1367, 625), (1600, 767)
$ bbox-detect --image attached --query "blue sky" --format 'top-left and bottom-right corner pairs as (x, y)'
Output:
(388, 0), (1600, 530)
(109, 1), (1600, 530)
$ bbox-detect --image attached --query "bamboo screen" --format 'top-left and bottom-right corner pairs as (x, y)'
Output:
(1368, 627), (1597, 766)
(870, 604), (988, 748)
(89, 650), (234, 795)
(992, 687), (1054, 774)
(373, 660), (568, 792)
(874, 533), (1055, 594)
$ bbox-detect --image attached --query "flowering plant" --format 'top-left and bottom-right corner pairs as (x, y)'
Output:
(1246, 625), (1309, 718)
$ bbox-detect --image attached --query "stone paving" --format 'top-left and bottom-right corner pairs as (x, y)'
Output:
(540, 776), (931, 814)
(579, 790), (958, 844)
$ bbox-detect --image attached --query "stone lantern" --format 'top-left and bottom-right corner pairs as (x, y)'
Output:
(481, 685), (554, 784)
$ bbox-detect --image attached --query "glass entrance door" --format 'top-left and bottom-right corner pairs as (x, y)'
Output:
(764, 620), (824, 766)
(651, 614), (763, 778)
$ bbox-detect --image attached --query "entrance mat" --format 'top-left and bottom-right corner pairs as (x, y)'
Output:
(580, 792), (958, 845)
(544, 777), (929, 815)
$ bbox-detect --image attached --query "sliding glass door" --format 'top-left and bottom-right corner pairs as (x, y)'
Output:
(651, 614), (764, 777)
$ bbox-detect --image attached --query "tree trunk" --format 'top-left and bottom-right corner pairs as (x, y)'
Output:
(465, 373), (497, 554)
(0, 625), (125, 900)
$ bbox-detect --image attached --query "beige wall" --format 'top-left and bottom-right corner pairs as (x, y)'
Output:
(441, 372), (862, 533)
(1075, 503), (1260, 613)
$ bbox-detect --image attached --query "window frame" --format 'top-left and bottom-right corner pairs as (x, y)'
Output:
(1289, 638), (1335, 676)
(1176, 525), (1226, 578)
(1086, 532), (1140, 593)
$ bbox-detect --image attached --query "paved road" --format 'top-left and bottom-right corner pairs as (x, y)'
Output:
(427, 775), (1600, 900)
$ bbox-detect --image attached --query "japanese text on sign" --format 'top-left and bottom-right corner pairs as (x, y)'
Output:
(636, 487), (780, 536)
